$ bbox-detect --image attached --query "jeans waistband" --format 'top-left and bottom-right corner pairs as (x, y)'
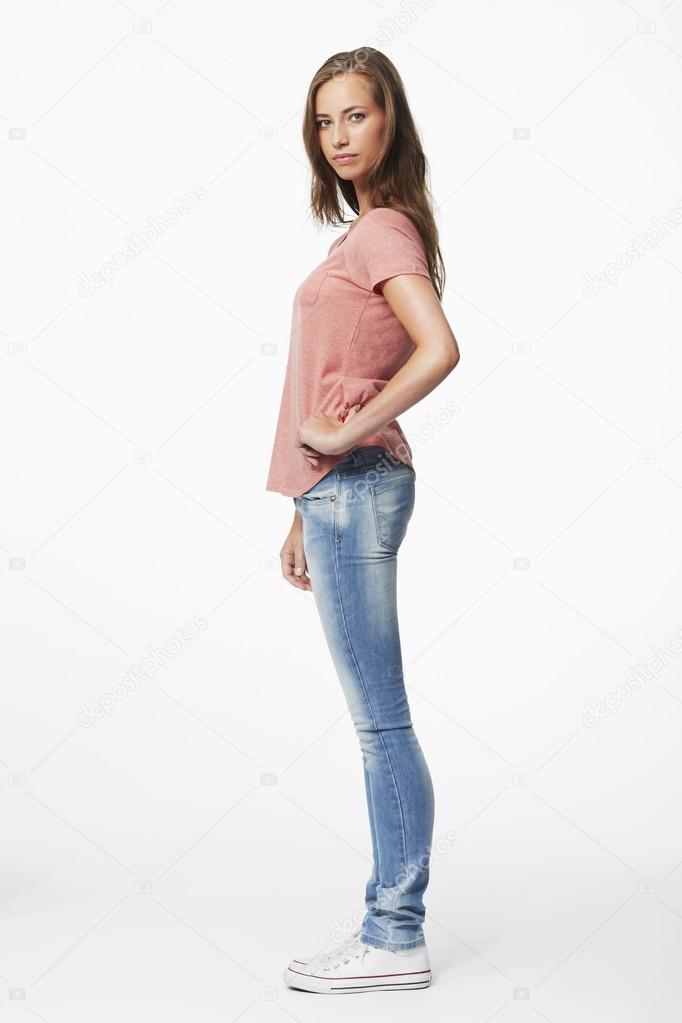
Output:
(335, 445), (390, 469)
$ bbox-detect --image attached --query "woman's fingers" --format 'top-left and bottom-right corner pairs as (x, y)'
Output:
(281, 541), (312, 591)
(297, 442), (320, 468)
(339, 403), (363, 423)
(293, 543), (312, 590)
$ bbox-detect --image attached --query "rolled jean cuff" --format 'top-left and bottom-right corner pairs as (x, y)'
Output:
(360, 931), (426, 952)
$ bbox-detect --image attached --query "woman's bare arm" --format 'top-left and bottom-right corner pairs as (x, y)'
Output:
(329, 273), (460, 454)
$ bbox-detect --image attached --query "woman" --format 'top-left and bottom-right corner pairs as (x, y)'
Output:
(265, 47), (460, 994)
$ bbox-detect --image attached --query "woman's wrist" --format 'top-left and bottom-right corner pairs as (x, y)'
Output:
(333, 415), (368, 454)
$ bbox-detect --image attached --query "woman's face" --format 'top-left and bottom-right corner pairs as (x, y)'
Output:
(315, 73), (385, 185)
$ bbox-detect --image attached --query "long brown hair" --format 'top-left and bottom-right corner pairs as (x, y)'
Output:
(303, 47), (445, 301)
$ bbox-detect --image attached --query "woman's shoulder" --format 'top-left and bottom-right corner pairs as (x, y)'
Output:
(364, 206), (416, 228)
(325, 208), (414, 257)
(354, 207), (422, 246)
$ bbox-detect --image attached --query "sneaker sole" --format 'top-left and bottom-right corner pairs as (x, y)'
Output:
(283, 965), (432, 993)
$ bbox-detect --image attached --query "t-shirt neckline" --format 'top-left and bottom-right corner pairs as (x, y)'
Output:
(339, 208), (378, 245)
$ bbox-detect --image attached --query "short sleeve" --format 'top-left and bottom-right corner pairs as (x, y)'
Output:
(347, 208), (431, 294)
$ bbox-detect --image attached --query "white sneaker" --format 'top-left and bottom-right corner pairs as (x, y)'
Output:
(286, 927), (363, 973)
(283, 931), (431, 994)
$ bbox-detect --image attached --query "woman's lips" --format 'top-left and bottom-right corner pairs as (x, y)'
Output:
(334, 155), (357, 164)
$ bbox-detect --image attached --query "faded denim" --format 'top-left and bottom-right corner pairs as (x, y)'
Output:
(294, 444), (435, 952)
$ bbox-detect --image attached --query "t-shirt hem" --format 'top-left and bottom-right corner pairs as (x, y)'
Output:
(265, 433), (413, 498)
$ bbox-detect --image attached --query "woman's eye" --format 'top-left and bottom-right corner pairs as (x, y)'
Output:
(316, 113), (365, 129)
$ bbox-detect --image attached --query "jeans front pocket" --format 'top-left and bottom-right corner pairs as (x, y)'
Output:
(369, 470), (415, 553)
(300, 492), (336, 504)
(299, 472), (337, 504)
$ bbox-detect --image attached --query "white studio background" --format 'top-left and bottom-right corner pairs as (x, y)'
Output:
(1, 1), (681, 1020)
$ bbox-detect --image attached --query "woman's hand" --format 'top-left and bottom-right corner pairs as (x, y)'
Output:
(296, 404), (363, 465)
(280, 511), (312, 591)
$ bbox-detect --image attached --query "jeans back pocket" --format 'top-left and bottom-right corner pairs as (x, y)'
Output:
(369, 470), (415, 553)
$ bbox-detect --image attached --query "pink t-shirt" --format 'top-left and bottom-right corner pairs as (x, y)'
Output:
(265, 207), (431, 498)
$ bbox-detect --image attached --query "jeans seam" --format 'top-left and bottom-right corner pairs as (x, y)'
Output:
(364, 760), (380, 901)
(368, 483), (397, 553)
(331, 529), (409, 885)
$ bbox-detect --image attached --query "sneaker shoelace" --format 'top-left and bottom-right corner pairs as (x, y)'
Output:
(309, 931), (369, 971)
(310, 928), (360, 958)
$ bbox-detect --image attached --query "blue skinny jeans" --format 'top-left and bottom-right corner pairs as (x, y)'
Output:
(294, 444), (435, 952)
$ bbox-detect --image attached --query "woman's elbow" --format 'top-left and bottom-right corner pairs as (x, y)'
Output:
(420, 332), (460, 375)
(444, 338), (460, 372)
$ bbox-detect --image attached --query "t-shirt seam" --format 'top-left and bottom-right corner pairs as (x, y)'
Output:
(265, 211), (420, 497)
(336, 238), (414, 366)
(341, 208), (427, 293)
(364, 212), (426, 292)
(339, 291), (373, 387)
